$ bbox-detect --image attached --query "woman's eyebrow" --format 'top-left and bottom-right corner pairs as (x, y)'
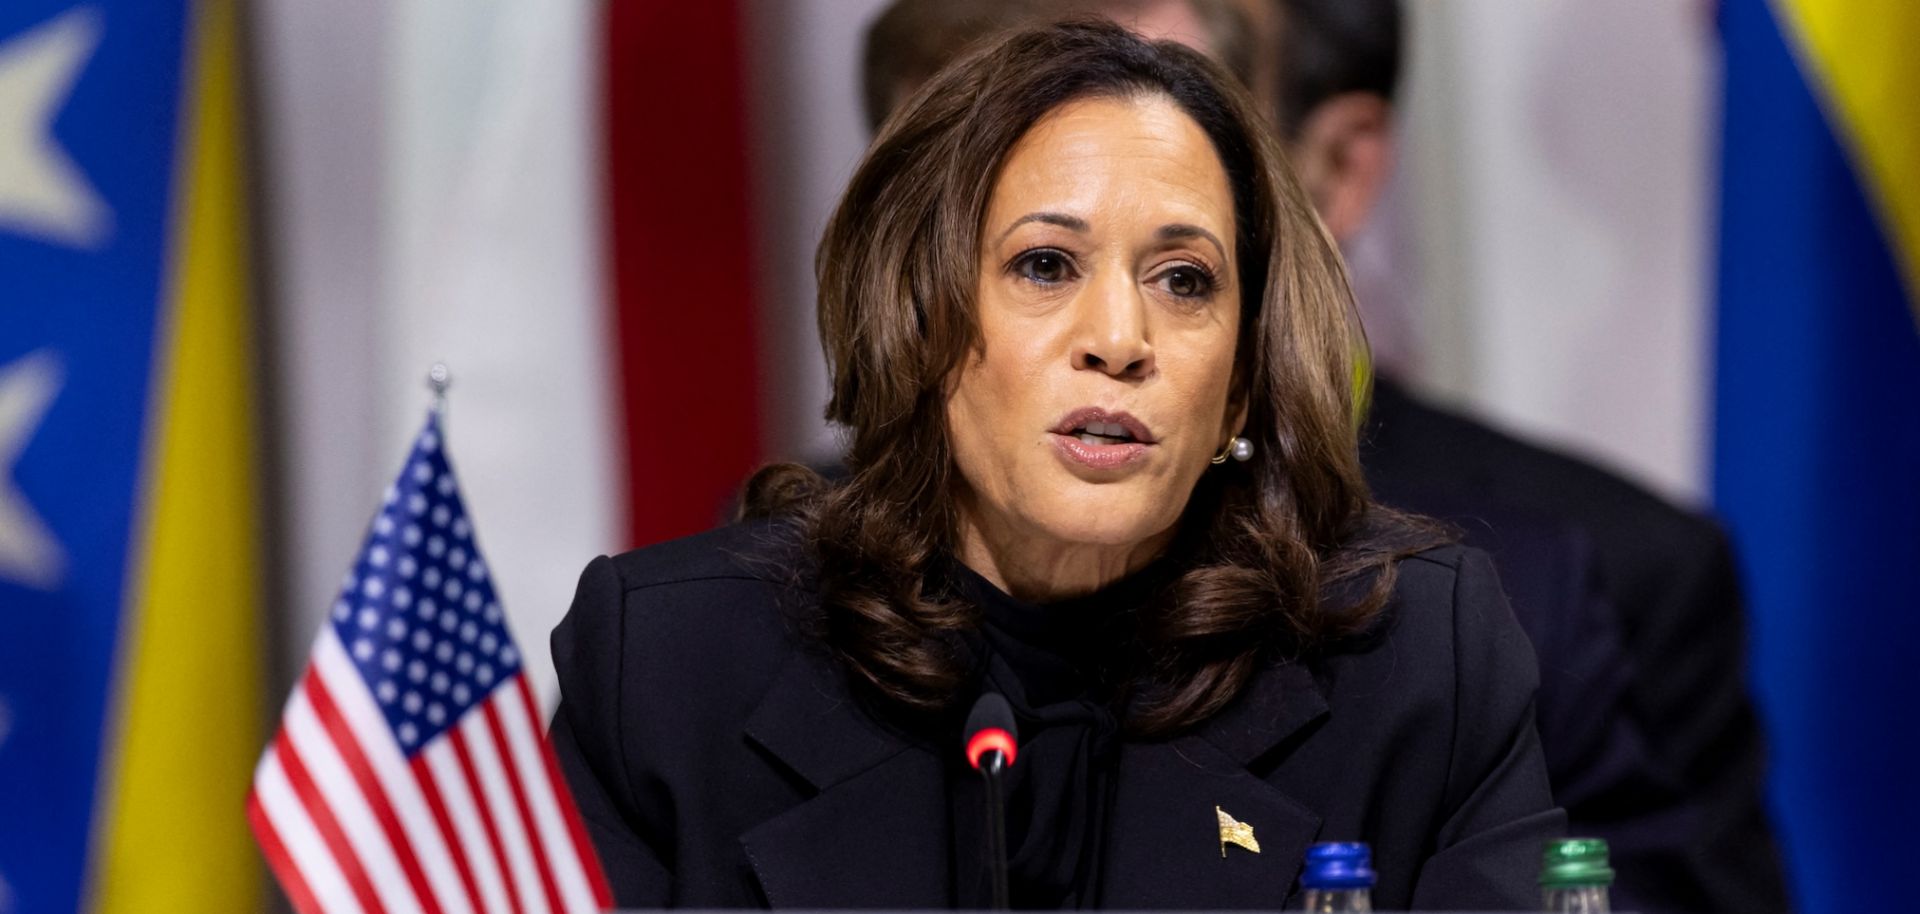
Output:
(994, 211), (1089, 247)
(1157, 223), (1227, 262)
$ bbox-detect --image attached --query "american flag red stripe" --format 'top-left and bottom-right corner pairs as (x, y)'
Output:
(274, 727), (391, 914)
(459, 713), (554, 913)
(418, 749), (509, 912)
(494, 687), (604, 911)
(514, 677), (614, 908)
(255, 745), (366, 911)
(451, 718), (550, 914)
(408, 759), (486, 912)
(484, 704), (567, 913)
(302, 670), (450, 914)
(447, 724), (528, 911)
(419, 740), (514, 912)
(250, 790), (327, 914)
(311, 632), (481, 914)
(284, 688), (420, 914)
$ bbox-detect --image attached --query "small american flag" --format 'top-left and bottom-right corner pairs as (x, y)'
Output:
(249, 412), (611, 914)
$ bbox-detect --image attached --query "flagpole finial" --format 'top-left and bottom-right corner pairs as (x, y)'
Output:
(427, 362), (451, 413)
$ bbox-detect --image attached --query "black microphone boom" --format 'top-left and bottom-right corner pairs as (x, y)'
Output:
(963, 693), (1019, 910)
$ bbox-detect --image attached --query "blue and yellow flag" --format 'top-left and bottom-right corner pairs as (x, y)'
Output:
(1717, 1), (1920, 910)
(0, 0), (262, 911)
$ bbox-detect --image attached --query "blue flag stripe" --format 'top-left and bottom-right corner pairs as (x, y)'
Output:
(1715, 1), (1920, 909)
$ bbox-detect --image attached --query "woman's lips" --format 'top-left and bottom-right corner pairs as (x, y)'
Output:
(1049, 407), (1156, 443)
(1050, 432), (1151, 469)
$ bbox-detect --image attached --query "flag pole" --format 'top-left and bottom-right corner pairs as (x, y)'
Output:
(426, 362), (451, 419)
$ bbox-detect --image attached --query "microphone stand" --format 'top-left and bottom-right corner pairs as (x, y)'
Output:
(980, 750), (1010, 910)
(964, 692), (1017, 911)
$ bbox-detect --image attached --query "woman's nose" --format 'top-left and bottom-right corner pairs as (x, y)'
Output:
(1070, 272), (1154, 380)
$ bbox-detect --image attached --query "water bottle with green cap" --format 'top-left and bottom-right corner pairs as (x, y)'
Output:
(1540, 838), (1615, 912)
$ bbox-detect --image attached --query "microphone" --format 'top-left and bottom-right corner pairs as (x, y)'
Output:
(964, 693), (1019, 910)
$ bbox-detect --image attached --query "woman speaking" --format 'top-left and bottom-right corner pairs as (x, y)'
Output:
(551, 20), (1563, 910)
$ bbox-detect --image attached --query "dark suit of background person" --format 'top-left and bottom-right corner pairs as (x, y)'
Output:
(1362, 378), (1789, 912)
(1443, 502), (1700, 910)
(549, 521), (1563, 910)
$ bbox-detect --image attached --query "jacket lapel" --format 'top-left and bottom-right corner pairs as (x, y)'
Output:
(738, 652), (954, 908)
(1099, 660), (1331, 909)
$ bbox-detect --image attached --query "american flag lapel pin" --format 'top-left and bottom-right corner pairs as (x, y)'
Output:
(1217, 805), (1260, 857)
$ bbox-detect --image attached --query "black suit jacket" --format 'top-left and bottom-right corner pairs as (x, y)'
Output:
(550, 520), (1565, 909)
(1361, 377), (1789, 913)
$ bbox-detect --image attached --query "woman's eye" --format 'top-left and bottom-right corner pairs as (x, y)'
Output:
(1156, 265), (1216, 298)
(1015, 250), (1073, 285)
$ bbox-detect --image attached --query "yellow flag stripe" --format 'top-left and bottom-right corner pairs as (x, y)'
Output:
(89, 0), (264, 909)
(1774, 0), (1920, 316)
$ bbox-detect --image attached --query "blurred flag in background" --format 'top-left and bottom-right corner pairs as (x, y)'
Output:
(0, 0), (263, 912)
(257, 0), (765, 710)
(1716, 1), (1920, 910)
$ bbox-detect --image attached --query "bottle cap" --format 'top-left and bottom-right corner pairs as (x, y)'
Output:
(1301, 842), (1375, 890)
(1540, 838), (1615, 888)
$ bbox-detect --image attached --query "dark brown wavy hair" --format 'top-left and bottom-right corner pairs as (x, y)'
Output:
(745, 19), (1444, 737)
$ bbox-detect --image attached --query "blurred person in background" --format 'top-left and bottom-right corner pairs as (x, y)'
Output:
(863, 1), (1791, 911)
(554, 21), (1564, 908)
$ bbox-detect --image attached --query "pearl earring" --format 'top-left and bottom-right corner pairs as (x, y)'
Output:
(1211, 436), (1254, 465)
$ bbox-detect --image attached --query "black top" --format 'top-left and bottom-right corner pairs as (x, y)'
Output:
(945, 559), (1161, 908)
(548, 520), (1566, 909)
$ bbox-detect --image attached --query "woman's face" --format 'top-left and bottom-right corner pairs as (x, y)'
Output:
(947, 93), (1244, 562)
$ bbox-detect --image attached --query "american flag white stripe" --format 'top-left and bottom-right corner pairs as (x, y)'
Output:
(250, 788), (326, 914)
(285, 688), (429, 914)
(512, 678), (614, 905)
(255, 747), (370, 914)
(459, 709), (554, 914)
(421, 741), (515, 914)
(301, 681), (466, 914)
(480, 702), (568, 912)
(495, 680), (599, 912)
(275, 728), (390, 912)
(312, 634), (478, 914)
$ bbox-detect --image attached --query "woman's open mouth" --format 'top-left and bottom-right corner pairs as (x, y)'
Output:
(1067, 420), (1138, 445)
(1049, 408), (1155, 470)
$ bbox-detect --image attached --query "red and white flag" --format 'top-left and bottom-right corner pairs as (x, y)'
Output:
(249, 411), (612, 914)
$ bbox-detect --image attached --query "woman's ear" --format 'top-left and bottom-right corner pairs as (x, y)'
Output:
(1226, 395), (1251, 441)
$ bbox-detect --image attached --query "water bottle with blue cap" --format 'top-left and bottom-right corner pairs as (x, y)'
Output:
(1300, 841), (1374, 912)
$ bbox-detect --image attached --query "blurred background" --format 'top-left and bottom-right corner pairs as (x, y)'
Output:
(1, 0), (1915, 912)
